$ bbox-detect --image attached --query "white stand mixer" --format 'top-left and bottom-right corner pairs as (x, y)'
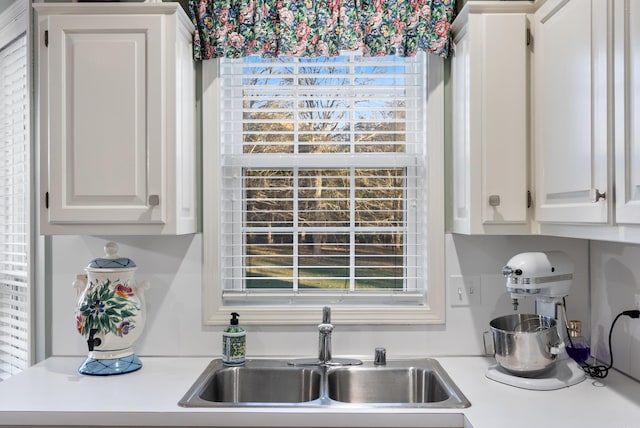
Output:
(485, 251), (586, 390)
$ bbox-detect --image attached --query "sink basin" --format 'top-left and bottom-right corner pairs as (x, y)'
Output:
(326, 360), (468, 407)
(179, 359), (323, 406)
(179, 358), (470, 408)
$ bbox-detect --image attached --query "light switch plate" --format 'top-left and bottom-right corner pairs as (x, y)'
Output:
(449, 275), (481, 307)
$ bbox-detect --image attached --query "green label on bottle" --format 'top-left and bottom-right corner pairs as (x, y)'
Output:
(222, 333), (246, 364)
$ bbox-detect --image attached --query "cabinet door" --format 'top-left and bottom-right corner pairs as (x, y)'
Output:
(451, 12), (529, 234)
(476, 13), (529, 227)
(533, 0), (610, 224)
(615, 0), (640, 224)
(44, 14), (165, 225)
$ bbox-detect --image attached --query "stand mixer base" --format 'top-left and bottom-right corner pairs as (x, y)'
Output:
(486, 359), (586, 390)
(78, 354), (142, 376)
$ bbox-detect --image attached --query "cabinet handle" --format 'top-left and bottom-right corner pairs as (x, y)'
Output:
(148, 194), (160, 206)
(589, 188), (606, 203)
(488, 195), (501, 207)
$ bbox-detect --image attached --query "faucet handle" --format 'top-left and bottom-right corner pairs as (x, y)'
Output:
(87, 328), (102, 351)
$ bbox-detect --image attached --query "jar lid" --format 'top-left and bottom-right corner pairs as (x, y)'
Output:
(87, 242), (136, 269)
(568, 320), (582, 337)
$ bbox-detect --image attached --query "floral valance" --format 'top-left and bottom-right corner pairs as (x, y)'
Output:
(188, 0), (456, 60)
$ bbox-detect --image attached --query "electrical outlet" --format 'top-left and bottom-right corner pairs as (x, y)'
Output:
(449, 275), (481, 307)
(635, 294), (640, 310)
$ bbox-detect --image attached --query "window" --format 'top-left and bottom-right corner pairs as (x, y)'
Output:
(202, 52), (445, 325)
(0, 0), (30, 380)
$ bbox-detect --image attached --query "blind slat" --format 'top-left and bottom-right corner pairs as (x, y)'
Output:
(0, 345), (28, 358)
(0, 325), (28, 341)
(0, 305), (29, 320)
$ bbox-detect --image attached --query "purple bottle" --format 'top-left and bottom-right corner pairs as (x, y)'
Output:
(565, 320), (590, 364)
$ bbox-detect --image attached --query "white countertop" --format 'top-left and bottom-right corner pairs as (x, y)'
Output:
(0, 356), (638, 428)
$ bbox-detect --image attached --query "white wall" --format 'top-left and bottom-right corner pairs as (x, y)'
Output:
(50, 234), (590, 359)
(590, 241), (640, 380)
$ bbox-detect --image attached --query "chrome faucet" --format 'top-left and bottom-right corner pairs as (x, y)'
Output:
(288, 306), (362, 367)
(318, 306), (334, 364)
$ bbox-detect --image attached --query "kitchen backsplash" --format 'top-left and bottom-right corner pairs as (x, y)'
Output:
(51, 234), (591, 360)
(590, 241), (640, 380)
(49, 233), (640, 380)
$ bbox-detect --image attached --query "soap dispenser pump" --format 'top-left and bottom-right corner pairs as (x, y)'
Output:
(222, 312), (246, 365)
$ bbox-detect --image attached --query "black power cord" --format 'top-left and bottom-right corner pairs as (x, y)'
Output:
(563, 297), (640, 379)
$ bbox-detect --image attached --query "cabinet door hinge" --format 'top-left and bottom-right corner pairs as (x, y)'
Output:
(527, 190), (532, 209)
(44, 30), (48, 47)
(45, 191), (49, 209)
(526, 28), (533, 50)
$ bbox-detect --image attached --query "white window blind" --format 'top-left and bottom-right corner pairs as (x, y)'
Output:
(219, 51), (428, 306)
(0, 31), (29, 380)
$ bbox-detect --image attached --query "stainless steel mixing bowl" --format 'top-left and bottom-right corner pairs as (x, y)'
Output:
(489, 313), (562, 377)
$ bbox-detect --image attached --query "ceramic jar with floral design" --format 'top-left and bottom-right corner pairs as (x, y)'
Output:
(73, 242), (149, 375)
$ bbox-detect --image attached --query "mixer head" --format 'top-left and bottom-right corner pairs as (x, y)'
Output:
(502, 251), (574, 311)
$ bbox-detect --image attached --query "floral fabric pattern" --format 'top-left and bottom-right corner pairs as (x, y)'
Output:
(188, 0), (456, 60)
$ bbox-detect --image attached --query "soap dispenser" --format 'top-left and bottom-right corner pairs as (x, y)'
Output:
(222, 312), (246, 365)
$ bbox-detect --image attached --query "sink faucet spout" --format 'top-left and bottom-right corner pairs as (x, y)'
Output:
(318, 306), (334, 363)
(288, 306), (362, 367)
(322, 306), (331, 324)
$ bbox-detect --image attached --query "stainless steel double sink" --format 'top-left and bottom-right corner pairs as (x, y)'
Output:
(178, 358), (470, 408)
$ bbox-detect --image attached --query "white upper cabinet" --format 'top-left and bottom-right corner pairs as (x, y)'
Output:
(533, 0), (610, 224)
(450, 3), (532, 234)
(35, 3), (197, 235)
(614, 0), (640, 225)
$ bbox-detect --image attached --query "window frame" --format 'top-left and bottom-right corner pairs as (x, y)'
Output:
(0, 0), (32, 378)
(201, 55), (445, 325)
